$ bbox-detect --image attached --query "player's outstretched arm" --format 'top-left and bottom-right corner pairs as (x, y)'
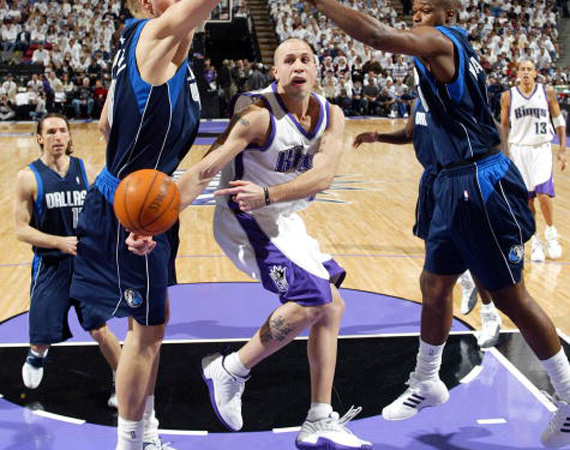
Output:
(178, 105), (270, 210)
(14, 169), (77, 255)
(307, 0), (451, 59)
(354, 111), (414, 148)
(546, 86), (567, 171)
(143, 0), (222, 43)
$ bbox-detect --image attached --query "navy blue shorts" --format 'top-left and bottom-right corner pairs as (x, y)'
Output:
(425, 153), (535, 291)
(29, 256), (107, 344)
(70, 169), (178, 326)
(413, 170), (437, 241)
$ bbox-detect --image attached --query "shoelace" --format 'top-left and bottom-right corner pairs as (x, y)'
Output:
(323, 406), (363, 436)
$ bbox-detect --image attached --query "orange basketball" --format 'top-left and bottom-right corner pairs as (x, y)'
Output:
(113, 169), (180, 236)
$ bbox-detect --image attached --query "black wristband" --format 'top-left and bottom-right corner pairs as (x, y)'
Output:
(264, 187), (271, 205)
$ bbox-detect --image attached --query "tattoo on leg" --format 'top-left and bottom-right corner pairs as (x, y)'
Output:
(260, 315), (293, 343)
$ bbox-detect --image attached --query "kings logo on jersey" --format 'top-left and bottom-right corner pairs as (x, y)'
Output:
(269, 265), (289, 292)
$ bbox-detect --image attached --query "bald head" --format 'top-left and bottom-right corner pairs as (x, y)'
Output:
(274, 38), (314, 65)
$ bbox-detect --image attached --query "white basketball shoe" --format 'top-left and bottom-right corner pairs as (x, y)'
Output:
(295, 406), (373, 450)
(22, 349), (47, 389)
(531, 235), (546, 262)
(382, 372), (449, 420)
(546, 226), (563, 260)
(201, 352), (248, 431)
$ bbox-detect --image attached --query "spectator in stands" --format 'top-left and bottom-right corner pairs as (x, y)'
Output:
(393, 77), (410, 118)
(363, 75), (379, 115)
(334, 76), (352, 112)
(2, 75), (17, 102)
(1, 22), (18, 52)
(32, 44), (50, 66)
(0, 93), (15, 121)
(71, 77), (94, 119)
(87, 59), (103, 85)
(390, 55), (409, 82)
(93, 79), (108, 116)
(29, 92), (47, 120)
(27, 74), (43, 94)
(246, 63), (266, 91)
(203, 58), (218, 92)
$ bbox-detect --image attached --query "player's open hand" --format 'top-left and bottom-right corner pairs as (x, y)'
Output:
(126, 232), (156, 256)
(353, 132), (378, 148)
(58, 236), (77, 256)
(558, 148), (567, 171)
(215, 180), (265, 212)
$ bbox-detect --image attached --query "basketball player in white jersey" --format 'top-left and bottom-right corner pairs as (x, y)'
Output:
(171, 38), (372, 449)
(501, 60), (567, 262)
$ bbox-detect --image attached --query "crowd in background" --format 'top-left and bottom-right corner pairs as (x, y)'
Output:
(0, 0), (568, 121)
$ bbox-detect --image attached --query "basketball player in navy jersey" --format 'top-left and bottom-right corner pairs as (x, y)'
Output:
(15, 114), (121, 406)
(501, 60), (567, 262)
(168, 38), (372, 450)
(354, 104), (503, 349)
(310, 0), (570, 446)
(69, 0), (221, 448)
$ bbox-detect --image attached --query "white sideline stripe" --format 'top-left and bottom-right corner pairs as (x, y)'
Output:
(489, 347), (557, 412)
(33, 410), (85, 424)
(273, 426), (301, 433)
(477, 418), (507, 425)
(157, 429), (208, 436)
(0, 330), (485, 347)
(0, 394), (3, 398)
(459, 365), (483, 384)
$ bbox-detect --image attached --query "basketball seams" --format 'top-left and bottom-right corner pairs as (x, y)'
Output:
(137, 169), (161, 233)
(139, 177), (180, 234)
(122, 175), (135, 232)
(113, 169), (179, 236)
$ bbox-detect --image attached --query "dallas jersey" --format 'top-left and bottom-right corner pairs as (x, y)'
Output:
(413, 26), (500, 167)
(220, 82), (330, 214)
(508, 84), (554, 146)
(28, 156), (88, 259)
(106, 18), (201, 178)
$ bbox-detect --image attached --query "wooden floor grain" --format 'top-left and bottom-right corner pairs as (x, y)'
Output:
(1, 119), (568, 335)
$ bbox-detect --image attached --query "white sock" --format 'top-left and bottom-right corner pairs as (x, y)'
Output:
(415, 339), (444, 381)
(224, 352), (250, 378)
(480, 302), (496, 315)
(31, 348), (47, 358)
(143, 395), (159, 442)
(542, 348), (570, 403)
(116, 416), (144, 450)
(307, 403), (333, 421)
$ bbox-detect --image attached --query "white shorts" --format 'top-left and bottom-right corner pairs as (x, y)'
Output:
(509, 142), (554, 195)
(213, 203), (345, 305)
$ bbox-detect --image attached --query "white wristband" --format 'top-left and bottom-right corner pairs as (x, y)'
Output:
(553, 114), (566, 129)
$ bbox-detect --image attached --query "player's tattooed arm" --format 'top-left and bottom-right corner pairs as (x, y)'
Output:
(204, 111), (251, 156)
(178, 105), (269, 210)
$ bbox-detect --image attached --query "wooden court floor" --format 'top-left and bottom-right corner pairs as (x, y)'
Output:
(1, 119), (569, 335)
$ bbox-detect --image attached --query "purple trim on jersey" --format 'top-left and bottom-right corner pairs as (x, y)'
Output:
(229, 200), (335, 306)
(234, 153), (244, 180)
(325, 100), (330, 129)
(529, 174), (555, 198)
(516, 84), (538, 101)
(270, 82), (324, 140)
(246, 97), (275, 152)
